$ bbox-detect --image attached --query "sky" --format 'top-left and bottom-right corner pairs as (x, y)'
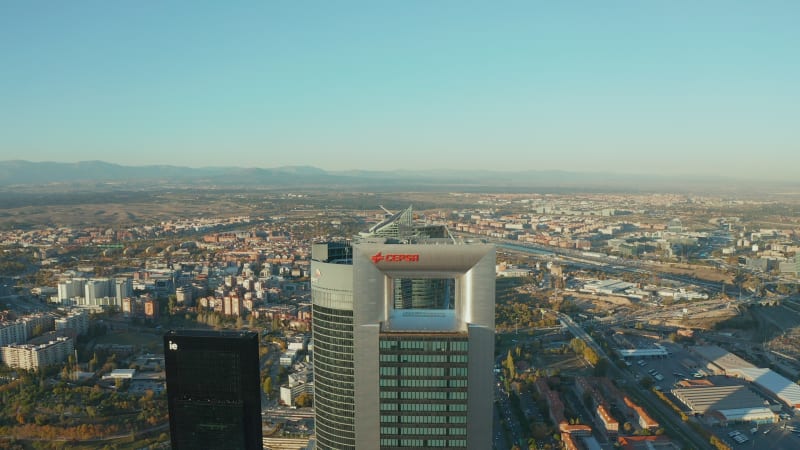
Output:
(1, 1), (798, 180)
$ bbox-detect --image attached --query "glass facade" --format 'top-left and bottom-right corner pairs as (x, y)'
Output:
(312, 303), (355, 450)
(163, 330), (261, 450)
(313, 236), (495, 449)
(378, 335), (469, 450)
(392, 277), (455, 309)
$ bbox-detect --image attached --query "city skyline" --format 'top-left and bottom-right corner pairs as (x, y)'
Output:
(1, 2), (799, 181)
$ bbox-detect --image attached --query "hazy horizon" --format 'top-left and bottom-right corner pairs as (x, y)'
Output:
(2, 2), (798, 181)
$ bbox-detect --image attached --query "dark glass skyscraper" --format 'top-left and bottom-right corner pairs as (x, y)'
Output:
(164, 329), (262, 450)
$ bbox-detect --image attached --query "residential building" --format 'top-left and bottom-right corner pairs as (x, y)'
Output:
(0, 320), (27, 347)
(55, 309), (89, 337)
(1, 336), (73, 370)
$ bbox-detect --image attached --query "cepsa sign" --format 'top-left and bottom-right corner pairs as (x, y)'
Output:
(371, 252), (420, 264)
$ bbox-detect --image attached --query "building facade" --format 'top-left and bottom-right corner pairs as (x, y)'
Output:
(0, 320), (27, 347)
(163, 330), (262, 450)
(55, 309), (89, 336)
(1, 336), (73, 370)
(311, 209), (495, 450)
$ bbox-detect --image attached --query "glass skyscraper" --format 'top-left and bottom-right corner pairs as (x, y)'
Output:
(164, 329), (262, 450)
(311, 207), (495, 450)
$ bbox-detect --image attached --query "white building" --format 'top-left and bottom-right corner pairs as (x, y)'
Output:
(1, 336), (74, 370)
(84, 278), (111, 305)
(114, 278), (133, 304)
(279, 349), (298, 367)
(287, 335), (308, 352)
(57, 277), (87, 302)
(280, 381), (314, 406)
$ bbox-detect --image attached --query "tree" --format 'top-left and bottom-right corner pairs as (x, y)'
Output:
(294, 392), (313, 407)
(263, 377), (272, 396)
(569, 338), (586, 355)
(505, 350), (516, 380)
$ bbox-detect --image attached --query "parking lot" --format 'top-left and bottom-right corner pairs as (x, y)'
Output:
(623, 339), (800, 449)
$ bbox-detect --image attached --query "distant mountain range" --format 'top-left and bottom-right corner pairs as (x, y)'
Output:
(0, 160), (790, 194)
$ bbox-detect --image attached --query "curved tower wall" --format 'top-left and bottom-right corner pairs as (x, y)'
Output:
(311, 258), (355, 450)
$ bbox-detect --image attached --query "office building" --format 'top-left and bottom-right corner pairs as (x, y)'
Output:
(311, 207), (495, 450)
(164, 330), (262, 450)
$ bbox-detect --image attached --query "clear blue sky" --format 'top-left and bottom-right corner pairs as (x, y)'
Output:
(1, 1), (798, 180)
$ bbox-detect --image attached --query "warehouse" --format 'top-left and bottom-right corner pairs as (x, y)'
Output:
(707, 407), (776, 425)
(691, 345), (756, 375)
(728, 367), (800, 410)
(671, 385), (771, 419)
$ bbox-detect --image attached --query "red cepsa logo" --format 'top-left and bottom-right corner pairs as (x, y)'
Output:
(371, 252), (420, 264)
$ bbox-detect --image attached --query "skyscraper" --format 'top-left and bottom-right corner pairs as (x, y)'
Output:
(164, 329), (262, 450)
(311, 207), (495, 450)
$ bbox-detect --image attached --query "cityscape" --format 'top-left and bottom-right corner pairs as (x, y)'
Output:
(1, 179), (799, 449)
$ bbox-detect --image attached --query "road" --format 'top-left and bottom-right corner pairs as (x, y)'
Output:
(494, 357), (526, 450)
(558, 313), (713, 450)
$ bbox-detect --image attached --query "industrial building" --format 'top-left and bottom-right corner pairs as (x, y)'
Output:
(671, 385), (776, 424)
(691, 345), (800, 410)
(728, 367), (800, 410)
(690, 345), (756, 375)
